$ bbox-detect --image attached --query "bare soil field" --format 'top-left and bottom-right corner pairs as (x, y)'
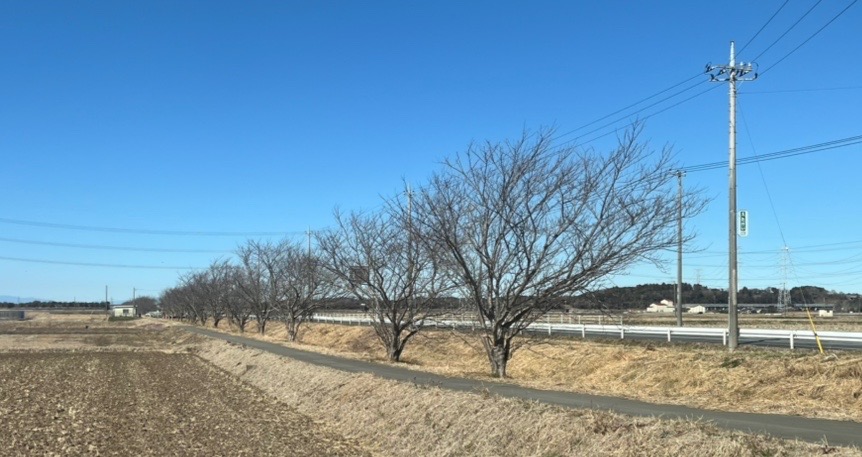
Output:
(0, 317), (367, 456)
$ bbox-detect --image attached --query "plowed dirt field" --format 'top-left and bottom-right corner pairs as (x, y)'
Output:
(0, 324), (368, 456)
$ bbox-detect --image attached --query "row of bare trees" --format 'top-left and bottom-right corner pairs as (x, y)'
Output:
(160, 241), (330, 342)
(163, 125), (706, 377)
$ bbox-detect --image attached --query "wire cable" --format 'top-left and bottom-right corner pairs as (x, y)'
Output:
(737, 0), (790, 56)
(751, 0), (824, 62)
(681, 134), (862, 173)
(0, 255), (200, 270)
(739, 101), (789, 247)
(558, 83), (718, 147)
(0, 217), (305, 237)
(0, 236), (231, 254)
(759, 0), (858, 76)
(552, 72), (705, 142)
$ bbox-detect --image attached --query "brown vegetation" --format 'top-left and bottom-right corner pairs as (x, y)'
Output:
(234, 321), (862, 422)
(198, 337), (856, 457)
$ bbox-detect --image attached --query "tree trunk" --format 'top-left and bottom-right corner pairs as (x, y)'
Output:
(286, 316), (299, 342)
(482, 335), (510, 378)
(213, 317), (221, 328)
(387, 339), (403, 362)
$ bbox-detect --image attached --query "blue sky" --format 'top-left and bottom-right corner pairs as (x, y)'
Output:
(1, 0), (860, 302)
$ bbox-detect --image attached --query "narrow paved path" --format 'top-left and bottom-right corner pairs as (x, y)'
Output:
(185, 326), (862, 447)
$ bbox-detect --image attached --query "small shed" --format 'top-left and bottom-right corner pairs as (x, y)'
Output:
(688, 305), (706, 314)
(111, 305), (137, 317)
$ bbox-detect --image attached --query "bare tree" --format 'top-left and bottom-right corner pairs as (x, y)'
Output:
(414, 125), (707, 377)
(317, 201), (449, 362)
(277, 242), (334, 342)
(200, 259), (235, 328)
(179, 271), (211, 326)
(234, 241), (277, 335)
(223, 265), (254, 332)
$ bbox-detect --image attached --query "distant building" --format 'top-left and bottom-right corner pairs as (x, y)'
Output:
(646, 300), (674, 313)
(111, 305), (137, 317)
(687, 305), (706, 314)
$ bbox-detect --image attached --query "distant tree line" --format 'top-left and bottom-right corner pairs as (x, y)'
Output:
(568, 283), (862, 312)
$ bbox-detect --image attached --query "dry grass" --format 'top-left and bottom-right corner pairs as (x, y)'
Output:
(197, 339), (857, 457)
(211, 321), (862, 423)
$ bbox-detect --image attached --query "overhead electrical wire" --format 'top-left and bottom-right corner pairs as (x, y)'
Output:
(680, 134), (862, 173)
(759, 0), (858, 76)
(742, 85), (862, 94)
(0, 236), (231, 254)
(737, 0), (790, 56)
(552, 72), (705, 142)
(558, 83), (719, 148)
(0, 217), (304, 237)
(751, 0), (824, 62)
(0, 255), (200, 270)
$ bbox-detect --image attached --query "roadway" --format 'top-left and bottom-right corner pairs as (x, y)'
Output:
(185, 326), (862, 447)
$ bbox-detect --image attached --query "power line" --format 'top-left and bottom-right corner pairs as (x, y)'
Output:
(0, 236), (231, 254)
(0, 255), (200, 270)
(739, 102), (788, 247)
(742, 85), (862, 94)
(0, 217), (305, 237)
(760, 0), (858, 76)
(558, 83), (718, 148)
(751, 0), (824, 62)
(681, 134), (862, 173)
(552, 72), (705, 142)
(737, 0), (790, 56)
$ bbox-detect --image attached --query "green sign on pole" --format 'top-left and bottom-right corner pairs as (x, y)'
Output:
(739, 210), (749, 237)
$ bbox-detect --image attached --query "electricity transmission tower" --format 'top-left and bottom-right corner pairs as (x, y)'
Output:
(706, 41), (757, 351)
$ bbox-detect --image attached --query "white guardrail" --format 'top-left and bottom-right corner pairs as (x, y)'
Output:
(309, 313), (862, 350)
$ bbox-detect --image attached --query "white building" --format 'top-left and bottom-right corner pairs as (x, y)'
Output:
(646, 299), (675, 313)
(111, 305), (137, 317)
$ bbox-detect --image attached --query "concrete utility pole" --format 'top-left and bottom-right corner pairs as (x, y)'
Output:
(707, 41), (757, 351)
(307, 226), (312, 256)
(675, 170), (685, 327)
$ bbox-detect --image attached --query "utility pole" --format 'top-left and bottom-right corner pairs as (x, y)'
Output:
(779, 246), (791, 316)
(307, 226), (312, 256)
(675, 170), (685, 327)
(707, 41), (757, 351)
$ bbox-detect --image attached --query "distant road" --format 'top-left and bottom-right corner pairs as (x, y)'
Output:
(185, 326), (862, 447)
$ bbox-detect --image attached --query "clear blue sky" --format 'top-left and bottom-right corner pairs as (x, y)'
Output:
(1, 0), (860, 302)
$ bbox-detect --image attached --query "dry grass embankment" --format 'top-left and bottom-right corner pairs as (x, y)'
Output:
(204, 319), (862, 423)
(198, 338), (853, 457)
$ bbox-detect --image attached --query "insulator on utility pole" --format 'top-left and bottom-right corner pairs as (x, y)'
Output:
(706, 41), (757, 351)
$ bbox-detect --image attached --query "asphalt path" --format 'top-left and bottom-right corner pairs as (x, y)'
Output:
(185, 326), (862, 447)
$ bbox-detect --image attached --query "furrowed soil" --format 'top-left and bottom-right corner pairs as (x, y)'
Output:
(3, 312), (860, 456)
(0, 317), (367, 456)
